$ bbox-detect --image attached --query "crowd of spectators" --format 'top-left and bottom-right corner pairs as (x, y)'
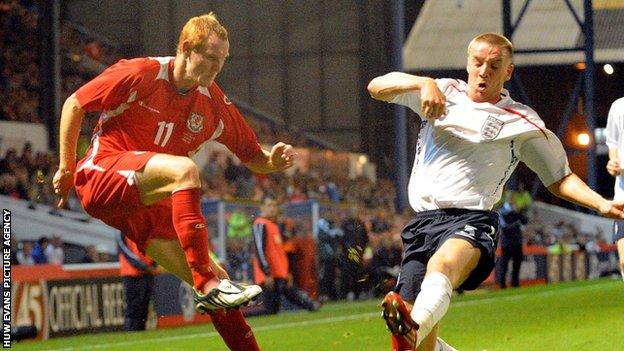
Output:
(1, 0), (41, 123)
(523, 207), (608, 252)
(11, 233), (113, 266)
(0, 142), (59, 207)
(12, 234), (64, 265)
(200, 149), (395, 209)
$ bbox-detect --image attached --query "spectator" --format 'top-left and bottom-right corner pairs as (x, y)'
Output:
(496, 193), (527, 288)
(370, 234), (402, 297)
(283, 221), (319, 301)
(117, 233), (157, 331)
(45, 234), (64, 264)
(31, 236), (48, 264)
(252, 196), (320, 314)
(16, 241), (35, 265)
(339, 208), (369, 300)
(317, 216), (342, 301)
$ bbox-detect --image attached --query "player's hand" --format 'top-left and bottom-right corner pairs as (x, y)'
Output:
(420, 79), (446, 120)
(606, 158), (621, 177)
(269, 142), (297, 171)
(598, 200), (624, 219)
(264, 276), (275, 290)
(52, 168), (75, 208)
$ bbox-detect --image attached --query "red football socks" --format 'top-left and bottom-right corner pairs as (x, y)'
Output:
(391, 334), (414, 351)
(211, 309), (260, 351)
(171, 188), (215, 290)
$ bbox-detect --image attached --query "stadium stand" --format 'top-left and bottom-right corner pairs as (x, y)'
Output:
(3, 1), (622, 344)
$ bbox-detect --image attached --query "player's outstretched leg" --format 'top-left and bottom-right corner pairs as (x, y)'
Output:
(145, 238), (262, 350)
(210, 309), (260, 351)
(409, 272), (453, 349)
(169, 188), (262, 310)
(381, 291), (418, 350)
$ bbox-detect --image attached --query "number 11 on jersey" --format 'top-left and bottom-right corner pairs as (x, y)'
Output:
(154, 121), (174, 147)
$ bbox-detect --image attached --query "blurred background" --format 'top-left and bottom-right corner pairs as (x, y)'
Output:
(1, 0), (623, 343)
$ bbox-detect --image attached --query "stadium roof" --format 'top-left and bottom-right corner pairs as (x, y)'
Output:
(403, 0), (624, 70)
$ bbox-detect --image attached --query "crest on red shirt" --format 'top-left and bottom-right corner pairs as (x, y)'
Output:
(187, 112), (204, 133)
(481, 115), (504, 140)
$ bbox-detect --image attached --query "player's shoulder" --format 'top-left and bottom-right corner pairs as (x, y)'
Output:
(208, 82), (236, 108)
(503, 98), (541, 120)
(110, 57), (162, 73)
(101, 57), (164, 85)
(610, 97), (624, 112)
(500, 98), (548, 135)
(436, 78), (466, 95)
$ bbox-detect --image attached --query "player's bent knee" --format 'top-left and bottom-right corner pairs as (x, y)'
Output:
(170, 157), (201, 188)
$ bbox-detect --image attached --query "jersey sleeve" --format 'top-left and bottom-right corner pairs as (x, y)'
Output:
(390, 78), (455, 119)
(517, 129), (571, 187)
(75, 58), (157, 112)
(605, 99), (624, 149)
(212, 88), (263, 162)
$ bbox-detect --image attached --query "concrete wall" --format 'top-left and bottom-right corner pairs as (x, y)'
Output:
(63, 0), (366, 151)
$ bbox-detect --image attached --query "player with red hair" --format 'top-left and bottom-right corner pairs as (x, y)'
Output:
(53, 12), (296, 350)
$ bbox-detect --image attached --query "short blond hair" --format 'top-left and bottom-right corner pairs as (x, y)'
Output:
(177, 12), (228, 54)
(468, 33), (513, 59)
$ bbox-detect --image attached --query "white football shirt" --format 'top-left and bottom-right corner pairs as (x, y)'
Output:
(605, 97), (624, 201)
(391, 78), (571, 212)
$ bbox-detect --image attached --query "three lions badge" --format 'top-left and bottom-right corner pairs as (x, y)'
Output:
(481, 115), (504, 140)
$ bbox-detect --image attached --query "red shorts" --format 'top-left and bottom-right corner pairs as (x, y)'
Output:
(75, 151), (177, 251)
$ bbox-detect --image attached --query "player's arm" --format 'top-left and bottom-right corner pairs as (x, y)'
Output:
(607, 147), (620, 177)
(243, 142), (296, 173)
(52, 93), (86, 208)
(520, 130), (624, 219)
(547, 173), (624, 218)
(367, 72), (446, 119)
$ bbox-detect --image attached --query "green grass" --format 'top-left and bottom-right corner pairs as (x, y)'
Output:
(13, 278), (624, 351)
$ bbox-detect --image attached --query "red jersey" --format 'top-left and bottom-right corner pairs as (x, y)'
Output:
(252, 217), (289, 284)
(75, 57), (262, 165)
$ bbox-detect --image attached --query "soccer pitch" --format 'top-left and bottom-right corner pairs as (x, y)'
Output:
(13, 278), (623, 351)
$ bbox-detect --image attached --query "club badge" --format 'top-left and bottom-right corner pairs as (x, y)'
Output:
(187, 112), (204, 133)
(481, 115), (504, 140)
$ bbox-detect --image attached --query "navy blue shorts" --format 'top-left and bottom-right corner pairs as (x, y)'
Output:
(395, 208), (499, 301)
(613, 220), (624, 242)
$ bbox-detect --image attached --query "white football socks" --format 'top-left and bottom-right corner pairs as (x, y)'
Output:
(436, 337), (458, 351)
(410, 272), (453, 347)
